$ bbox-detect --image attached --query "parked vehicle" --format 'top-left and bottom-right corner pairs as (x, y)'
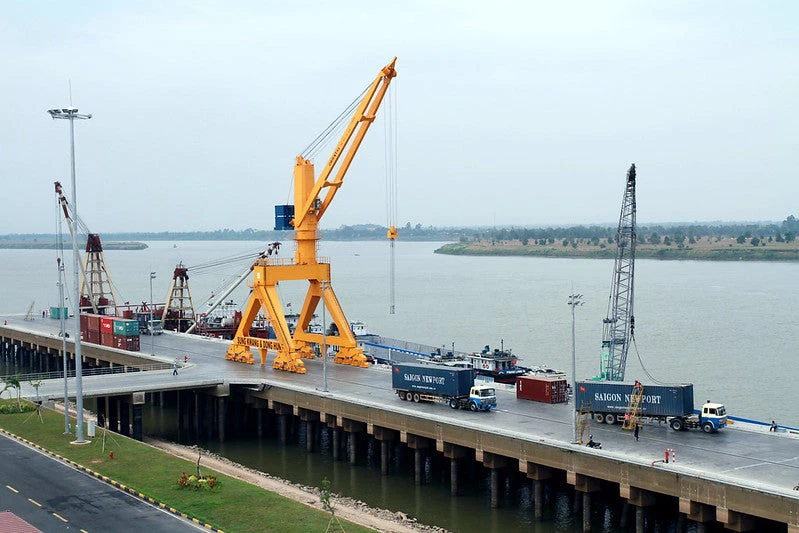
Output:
(575, 381), (727, 433)
(391, 363), (496, 412)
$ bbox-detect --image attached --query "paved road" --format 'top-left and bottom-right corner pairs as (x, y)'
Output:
(0, 434), (206, 532)
(7, 315), (799, 499)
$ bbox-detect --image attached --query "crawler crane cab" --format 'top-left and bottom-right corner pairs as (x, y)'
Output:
(226, 58), (397, 373)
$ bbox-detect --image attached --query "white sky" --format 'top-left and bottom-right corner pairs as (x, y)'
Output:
(1, 1), (796, 234)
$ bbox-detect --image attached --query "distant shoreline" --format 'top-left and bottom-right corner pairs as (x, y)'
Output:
(0, 241), (148, 250)
(435, 238), (799, 261)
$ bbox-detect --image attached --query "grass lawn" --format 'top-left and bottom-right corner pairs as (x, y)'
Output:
(0, 400), (374, 533)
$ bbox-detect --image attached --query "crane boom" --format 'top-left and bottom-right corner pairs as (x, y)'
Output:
(54, 181), (99, 314)
(599, 164), (636, 381)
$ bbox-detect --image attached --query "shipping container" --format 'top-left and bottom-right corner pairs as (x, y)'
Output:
(49, 306), (68, 319)
(99, 316), (114, 333)
(516, 376), (568, 403)
(391, 363), (475, 397)
(122, 310), (134, 319)
(113, 319), (140, 336)
(87, 330), (100, 344)
(83, 313), (101, 332)
(113, 334), (140, 351)
(100, 331), (114, 347)
(575, 381), (694, 418)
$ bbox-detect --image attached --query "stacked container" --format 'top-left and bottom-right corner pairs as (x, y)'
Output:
(79, 313), (140, 351)
(516, 375), (568, 403)
(112, 318), (141, 351)
(80, 313), (101, 344)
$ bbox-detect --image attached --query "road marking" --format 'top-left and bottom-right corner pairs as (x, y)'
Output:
(28, 498), (42, 507)
(6, 485), (19, 493)
(52, 512), (68, 522)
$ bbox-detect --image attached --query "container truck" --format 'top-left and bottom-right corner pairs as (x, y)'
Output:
(575, 381), (727, 433)
(391, 363), (497, 412)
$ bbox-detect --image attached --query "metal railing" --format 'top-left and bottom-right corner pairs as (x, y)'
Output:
(0, 362), (173, 383)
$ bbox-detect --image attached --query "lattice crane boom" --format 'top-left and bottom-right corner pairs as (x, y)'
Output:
(599, 164), (637, 381)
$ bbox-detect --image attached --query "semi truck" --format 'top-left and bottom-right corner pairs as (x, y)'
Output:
(575, 381), (727, 433)
(391, 363), (497, 412)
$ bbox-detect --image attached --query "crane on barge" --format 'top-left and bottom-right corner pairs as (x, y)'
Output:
(598, 163), (637, 382)
(225, 58), (398, 373)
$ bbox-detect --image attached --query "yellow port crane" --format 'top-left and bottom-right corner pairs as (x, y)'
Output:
(225, 57), (397, 373)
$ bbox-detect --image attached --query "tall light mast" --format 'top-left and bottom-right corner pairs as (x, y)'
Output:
(599, 164), (636, 381)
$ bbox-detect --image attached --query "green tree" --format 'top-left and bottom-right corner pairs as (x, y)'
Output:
(737, 235), (747, 244)
(649, 233), (660, 244)
(750, 237), (760, 246)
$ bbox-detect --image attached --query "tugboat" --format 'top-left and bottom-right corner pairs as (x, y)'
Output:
(467, 343), (529, 384)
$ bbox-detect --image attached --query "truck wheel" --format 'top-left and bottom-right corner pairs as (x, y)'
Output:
(449, 398), (459, 409)
(412, 393), (421, 403)
(702, 421), (714, 433)
(670, 418), (684, 431)
(604, 414), (616, 425)
(469, 401), (477, 412)
(593, 414), (605, 423)
(398, 391), (407, 401)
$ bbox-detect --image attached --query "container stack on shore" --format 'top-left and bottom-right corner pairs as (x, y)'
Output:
(80, 313), (140, 351)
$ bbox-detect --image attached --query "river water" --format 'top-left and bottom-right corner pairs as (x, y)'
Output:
(2, 240), (797, 531)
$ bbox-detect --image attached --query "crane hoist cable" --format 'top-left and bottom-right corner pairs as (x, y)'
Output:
(384, 81), (398, 314)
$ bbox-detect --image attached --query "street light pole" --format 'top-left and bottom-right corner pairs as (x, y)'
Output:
(48, 106), (91, 444)
(56, 258), (70, 434)
(321, 280), (329, 392)
(150, 271), (156, 355)
(568, 292), (584, 444)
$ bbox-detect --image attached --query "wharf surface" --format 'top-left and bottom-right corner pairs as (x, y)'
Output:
(2, 315), (799, 532)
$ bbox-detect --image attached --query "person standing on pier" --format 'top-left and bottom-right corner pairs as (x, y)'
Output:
(172, 362), (178, 376)
(634, 423), (640, 441)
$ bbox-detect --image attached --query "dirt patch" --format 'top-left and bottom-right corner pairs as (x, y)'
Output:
(145, 438), (448, 533)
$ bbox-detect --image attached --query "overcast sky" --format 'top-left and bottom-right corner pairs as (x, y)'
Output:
(1, 1), (796, 234)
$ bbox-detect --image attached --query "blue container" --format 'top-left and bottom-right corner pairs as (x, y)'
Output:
(274, 215), (293, 231)
(391, 363), (475, 397)
(575, 381), (694, 417)
(275, 204), (295, 217)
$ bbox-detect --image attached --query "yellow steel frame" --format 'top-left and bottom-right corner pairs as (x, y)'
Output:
(226, 58), (397, 373)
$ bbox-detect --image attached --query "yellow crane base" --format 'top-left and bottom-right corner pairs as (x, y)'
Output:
(226, 345), (255, 365)
(333, 348), (369, 368)
(273, 356), (307, 374)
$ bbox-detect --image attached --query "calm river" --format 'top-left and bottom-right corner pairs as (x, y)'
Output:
(2, 240), (797, 531)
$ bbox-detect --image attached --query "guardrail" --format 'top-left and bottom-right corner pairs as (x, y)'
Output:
(0, 362), (173, 383)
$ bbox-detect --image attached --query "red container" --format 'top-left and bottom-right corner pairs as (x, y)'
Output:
(127, 336), (140, 352)
(80, 314), (88, 330)
(87, 330), (100, 344)
(100, 331), (114, 347)
(85, 313), (101, 332)
(122, 310), (134, 319)
(80, 325), (89, 340)
(113, 334), (141, 352)
(99, 316), (114, 333)
(516, 376), (568, 404)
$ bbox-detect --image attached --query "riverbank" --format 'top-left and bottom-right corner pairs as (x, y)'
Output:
(146, 438), (437, 533)
(436, 236), (799, 261)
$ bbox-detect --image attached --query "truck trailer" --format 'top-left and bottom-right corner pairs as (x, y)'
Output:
(575, 381), (727, 433)
(391, 363), (496, 412)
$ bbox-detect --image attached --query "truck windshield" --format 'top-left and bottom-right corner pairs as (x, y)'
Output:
(480, 388), (495, 397)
